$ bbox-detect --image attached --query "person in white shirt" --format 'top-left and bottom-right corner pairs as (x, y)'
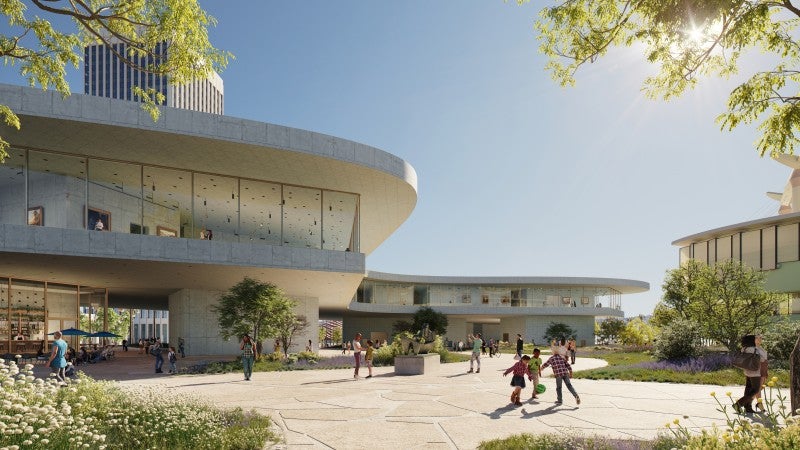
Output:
(352, 332), (363, 379)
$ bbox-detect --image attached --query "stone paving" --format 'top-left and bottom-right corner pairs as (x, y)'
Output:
(45, 349), (735, 449)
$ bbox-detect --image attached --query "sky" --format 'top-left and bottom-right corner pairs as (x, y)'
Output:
(0, 2), (789, 316)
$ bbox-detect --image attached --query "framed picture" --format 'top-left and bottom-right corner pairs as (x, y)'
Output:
(156, 226), (177, 237)
(27, 206), (43, 226)
(87, 208), (111, 231)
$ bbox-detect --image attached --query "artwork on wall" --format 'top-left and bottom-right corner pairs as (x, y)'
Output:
(27, 206), (43, 226)
(87, 208), (111, 231)
(156, 226), (177, 237)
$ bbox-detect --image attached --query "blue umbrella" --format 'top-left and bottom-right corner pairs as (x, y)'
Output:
(86, 331), (121, 338)
(48, 327), (89, 336)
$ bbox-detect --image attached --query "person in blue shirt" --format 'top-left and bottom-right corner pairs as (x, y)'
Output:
(47, 330), (68, 383)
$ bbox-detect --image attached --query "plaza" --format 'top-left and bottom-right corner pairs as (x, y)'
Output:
(40, 350), (733, 449)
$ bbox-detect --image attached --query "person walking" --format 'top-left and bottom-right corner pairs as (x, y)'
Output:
(167, 346), (178, 374)
(240, 334), (255, 381)
(503, 354), (532, 406)
(122, 339), (128, 351)
(541, 352), (580, 406)
(734, 334), (767, 414)
(364, 340), (374, 379)
(352, 332), (363, 379)
(151, 338), (164, 374)
(178, 337), (186, 358)
(515, 334), (524, 359)
(567, 338), (577, 364)
(528, 348), (543, 399)
(47, 330), (68, 383)
(467, 333), (483, 373)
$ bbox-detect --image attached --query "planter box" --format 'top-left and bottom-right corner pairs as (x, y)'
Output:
(394, 353), (440, 375)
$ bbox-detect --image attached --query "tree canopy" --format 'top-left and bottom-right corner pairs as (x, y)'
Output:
(661, 259), (779, 352)
(213, 277), (300, 357)
(411, 307), (449, 335)
(0, 0), (230, 161)
(79, 307), (131, 340)
(543, 321), (576, 343)
(525, 0), (800, 157)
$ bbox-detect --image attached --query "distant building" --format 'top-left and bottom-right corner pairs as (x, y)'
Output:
(84, 41), (224, 114)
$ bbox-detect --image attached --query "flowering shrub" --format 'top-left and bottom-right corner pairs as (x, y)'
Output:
(665, 378), (797, 449)
(0, 358), (275, 449)
(634, 353), (733, 373)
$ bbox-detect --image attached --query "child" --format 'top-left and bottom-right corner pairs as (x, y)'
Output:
(168, 346), (178, 374)
(541, 353), (580, 406)
(503, 354), (532, 406)
(365, 340), (374, 379)
(528, 348), (543, 399)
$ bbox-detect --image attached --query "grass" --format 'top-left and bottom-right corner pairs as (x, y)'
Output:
(478, 433), (682, 450)
(572, 346), (790, 387)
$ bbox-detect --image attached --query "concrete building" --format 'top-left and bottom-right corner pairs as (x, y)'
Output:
(0, 83), (415, 355)
(344, 272), (647, 347)
(0, 83), (647, 356)
(672, 212), (800, 313)
(84, 41), (224, 114)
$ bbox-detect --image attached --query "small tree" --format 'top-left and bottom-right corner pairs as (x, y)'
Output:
(661, 259), (780, 352)
(392, 320), (413, 335)
(318, 326), (326, 347)
(276, 315), (309, 356)
(543, 322), (575, 344)
(331, 326), (342, 346)
(80, 308), (131, 341)
(411, 307), (448, 335)
(653, 319), (704, 361)
(763, 319), (800, 369)
(650, 301), (680, 328)
(213, 277), (298, 358)
(618, 317), (657, 346)
(597, 318), (626, 345)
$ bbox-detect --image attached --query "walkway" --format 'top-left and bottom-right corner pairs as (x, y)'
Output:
(45, 349), (731, 449)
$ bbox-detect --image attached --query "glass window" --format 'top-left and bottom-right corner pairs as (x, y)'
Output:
(322, 191), (358, 251)
(716, 236), (731, 262)
(0, 278), (8, 342)
(143, 166), (191, 237)
(283, 186), (321, 249)
(240, 179), (281, 245)
(762, 226), (776, 270)
(0, 149), (26, 226)
(679, 246), (690, 265)
(28, 151), (86, 229)
(10, 280), (46, 343)
(194, 173), (238, 242)
(733, 233), (741, 261)
(707, 239), (716, 264)
(693, 241), (708, 264)
(47, 283), (78, 319)
(777, 223), (799, 263)
(88, 159), (142, 233)
(741, 230), (761, 269)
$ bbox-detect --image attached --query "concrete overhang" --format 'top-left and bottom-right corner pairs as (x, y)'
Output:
(0, 84), (418, 255)
(364, 271), (650, 295)
(671, 212), (800, 247)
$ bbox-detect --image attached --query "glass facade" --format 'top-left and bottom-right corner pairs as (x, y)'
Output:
(1, 148), (360, 251)
(354, 281), (622, 310)
(679, 219), (800, 271)
(0, 278), (89, 355)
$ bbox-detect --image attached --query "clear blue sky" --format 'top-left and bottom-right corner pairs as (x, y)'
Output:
(0, 1), (788, 316)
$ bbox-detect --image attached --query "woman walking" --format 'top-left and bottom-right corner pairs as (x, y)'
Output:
(352, 332), (363, 379)
(240, 334), (255, 381)
(734, 334), (767, 414)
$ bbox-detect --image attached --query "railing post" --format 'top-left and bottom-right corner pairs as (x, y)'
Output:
(791, 333), (800, 415)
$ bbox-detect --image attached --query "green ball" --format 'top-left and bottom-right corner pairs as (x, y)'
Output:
(536, 383), (546, 394)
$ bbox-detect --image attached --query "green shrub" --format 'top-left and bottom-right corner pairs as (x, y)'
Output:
(762, 318), (800, 369)
(653, 318), (704, 360)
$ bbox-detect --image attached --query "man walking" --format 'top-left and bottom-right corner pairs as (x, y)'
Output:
(541, 352), (580, 406)
(47, 330), (68, 383)
(151, 338), (164, 373)
(467, 333), (482, 373)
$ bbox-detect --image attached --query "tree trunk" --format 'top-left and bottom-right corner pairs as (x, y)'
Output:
(790, 333), (800, 416)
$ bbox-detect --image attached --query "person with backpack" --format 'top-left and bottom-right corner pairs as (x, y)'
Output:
(168, 346), (178, 374)
(734, 334), (768, 414)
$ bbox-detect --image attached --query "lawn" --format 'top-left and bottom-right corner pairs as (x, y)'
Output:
(573, 346), (790, 387)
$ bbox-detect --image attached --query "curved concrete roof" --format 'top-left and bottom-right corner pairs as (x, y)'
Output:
(0, 84), (417, 255)
(364, 271), (649, 294)
(672, 212), (800, 247)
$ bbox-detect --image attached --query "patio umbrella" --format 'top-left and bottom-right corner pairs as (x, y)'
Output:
(86, 331), (121, 338)
(48, 327), (89, 336)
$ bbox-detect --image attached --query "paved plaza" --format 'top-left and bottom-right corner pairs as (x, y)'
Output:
(43, 349), (734, 449)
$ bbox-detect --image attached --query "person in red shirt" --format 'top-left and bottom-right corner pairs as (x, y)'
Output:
(503, 355), (532, 406)
(541, 353), (581, 406)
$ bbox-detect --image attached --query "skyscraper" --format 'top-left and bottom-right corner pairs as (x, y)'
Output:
(84, 40), (224, 114)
